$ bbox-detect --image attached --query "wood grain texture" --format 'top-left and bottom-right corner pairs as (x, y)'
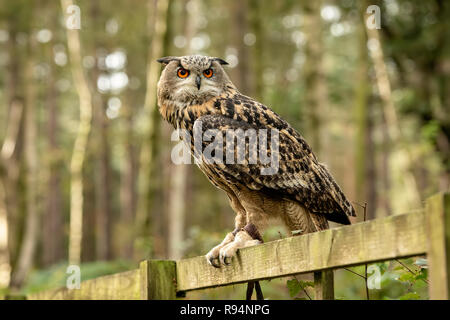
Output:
(314, 270), (334, 300)
(426, 193), (450, 300)
(28, 270), (140, 300)
(140, 260), (177, 300)
(176, 210), (426, 292)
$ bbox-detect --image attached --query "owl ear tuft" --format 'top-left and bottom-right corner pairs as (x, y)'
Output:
(156, 56), (180, 65)
(212, 58), (229, 66)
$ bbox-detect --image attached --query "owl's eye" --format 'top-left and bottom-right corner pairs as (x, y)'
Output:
(203, 68), (213, 78)
(177, 68), (189, 78)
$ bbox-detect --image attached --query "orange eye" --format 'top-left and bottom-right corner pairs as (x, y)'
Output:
(203, 68), (213, 78)
(177, 68), (189, 78)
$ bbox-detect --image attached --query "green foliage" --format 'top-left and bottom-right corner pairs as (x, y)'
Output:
(286, 278), (314, 298)
(21, 260), (135, 295)
(421, 121), (440, 142)
(393, 259), (428, 300)
(333, 258), (429, 300)
(399, 292), (420, 300)
(0, 287), (9, 299)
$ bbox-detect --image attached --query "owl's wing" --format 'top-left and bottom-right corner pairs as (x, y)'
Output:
(194, 110), (356, 225)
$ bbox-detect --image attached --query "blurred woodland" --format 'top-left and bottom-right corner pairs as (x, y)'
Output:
(0, 0), (449, 299)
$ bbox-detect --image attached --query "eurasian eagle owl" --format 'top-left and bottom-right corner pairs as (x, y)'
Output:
(157, 55), (355, 267)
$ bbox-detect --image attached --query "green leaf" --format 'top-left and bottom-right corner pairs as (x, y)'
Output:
(415, 268), (428, 281)
(377, 262), (388, 274)
(421, 121), (439, 142)
(299, 281), (314, 290)
(286, 278), (314, 298)
(286, 279), (302, 298)
(399, 292), (420, 300)
(398, 272), (414, 283)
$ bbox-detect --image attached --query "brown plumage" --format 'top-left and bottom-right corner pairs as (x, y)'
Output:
(157, 55), (356, 267)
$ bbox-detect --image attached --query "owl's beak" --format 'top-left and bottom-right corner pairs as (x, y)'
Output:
(196, 75), (201, 90)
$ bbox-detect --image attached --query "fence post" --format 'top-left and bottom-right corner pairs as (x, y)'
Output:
(426, 192), (450, 300)
(140, 260), (177, 300)
(314, 270), (334, 300)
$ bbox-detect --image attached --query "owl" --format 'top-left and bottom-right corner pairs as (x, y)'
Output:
(157, 55), (356, 268)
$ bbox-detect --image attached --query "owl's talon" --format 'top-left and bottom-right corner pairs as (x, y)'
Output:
(219, 255), (230, 266)
(208, 257), (221, 268)
(219, 245), (236, 266)
(205, 252), (221, 268)
(223, 256), (232, 265)
(205, 232), (236, 268)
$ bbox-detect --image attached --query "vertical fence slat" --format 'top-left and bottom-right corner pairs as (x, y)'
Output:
(426, 192), (450, 300)
(314, 270), (334, 300)
(140, 260), (177, 300)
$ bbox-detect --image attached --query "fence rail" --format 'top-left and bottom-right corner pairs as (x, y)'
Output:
(27, 192), (450, 300)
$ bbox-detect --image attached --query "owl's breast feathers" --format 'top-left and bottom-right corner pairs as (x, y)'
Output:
(159, 91), (356, 224)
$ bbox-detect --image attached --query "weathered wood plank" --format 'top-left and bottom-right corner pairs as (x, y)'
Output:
(176, 210), (426, 292)
(28, 269), (140, 300)
(314, 270), (334, 300)
(426, 193), (450, 300)
(140, 260), (176, 300)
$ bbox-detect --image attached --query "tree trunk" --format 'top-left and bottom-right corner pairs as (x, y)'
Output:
(352, 2), (379, 220)
(0, 100), (22, 287)
(42, 31), (64, 266)
(94, 99), (113, 260)
(61, 0), (94, 265)
(10, 35), (39, 289)
(167, 163), (187, 260)
(135, 0), (169, 254)
(1, 18), (23, 270)
(230, 0), (252, 96)
(249, 0), (263, 101)
(364, 5), (420, 209)
(90, 0), (112, 261)
(0, 96), (23, 289)
(302, 0), (326, 156)
(119, 94), (138, 259)
(378, 112), (392, 218)
(354, 7), (370, 219)
(0, 175), (11, 288)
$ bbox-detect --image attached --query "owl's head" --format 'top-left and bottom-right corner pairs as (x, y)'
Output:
(157, 55), (234, 107)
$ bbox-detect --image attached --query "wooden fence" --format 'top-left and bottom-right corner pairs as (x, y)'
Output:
(28, 192), (450, 300)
